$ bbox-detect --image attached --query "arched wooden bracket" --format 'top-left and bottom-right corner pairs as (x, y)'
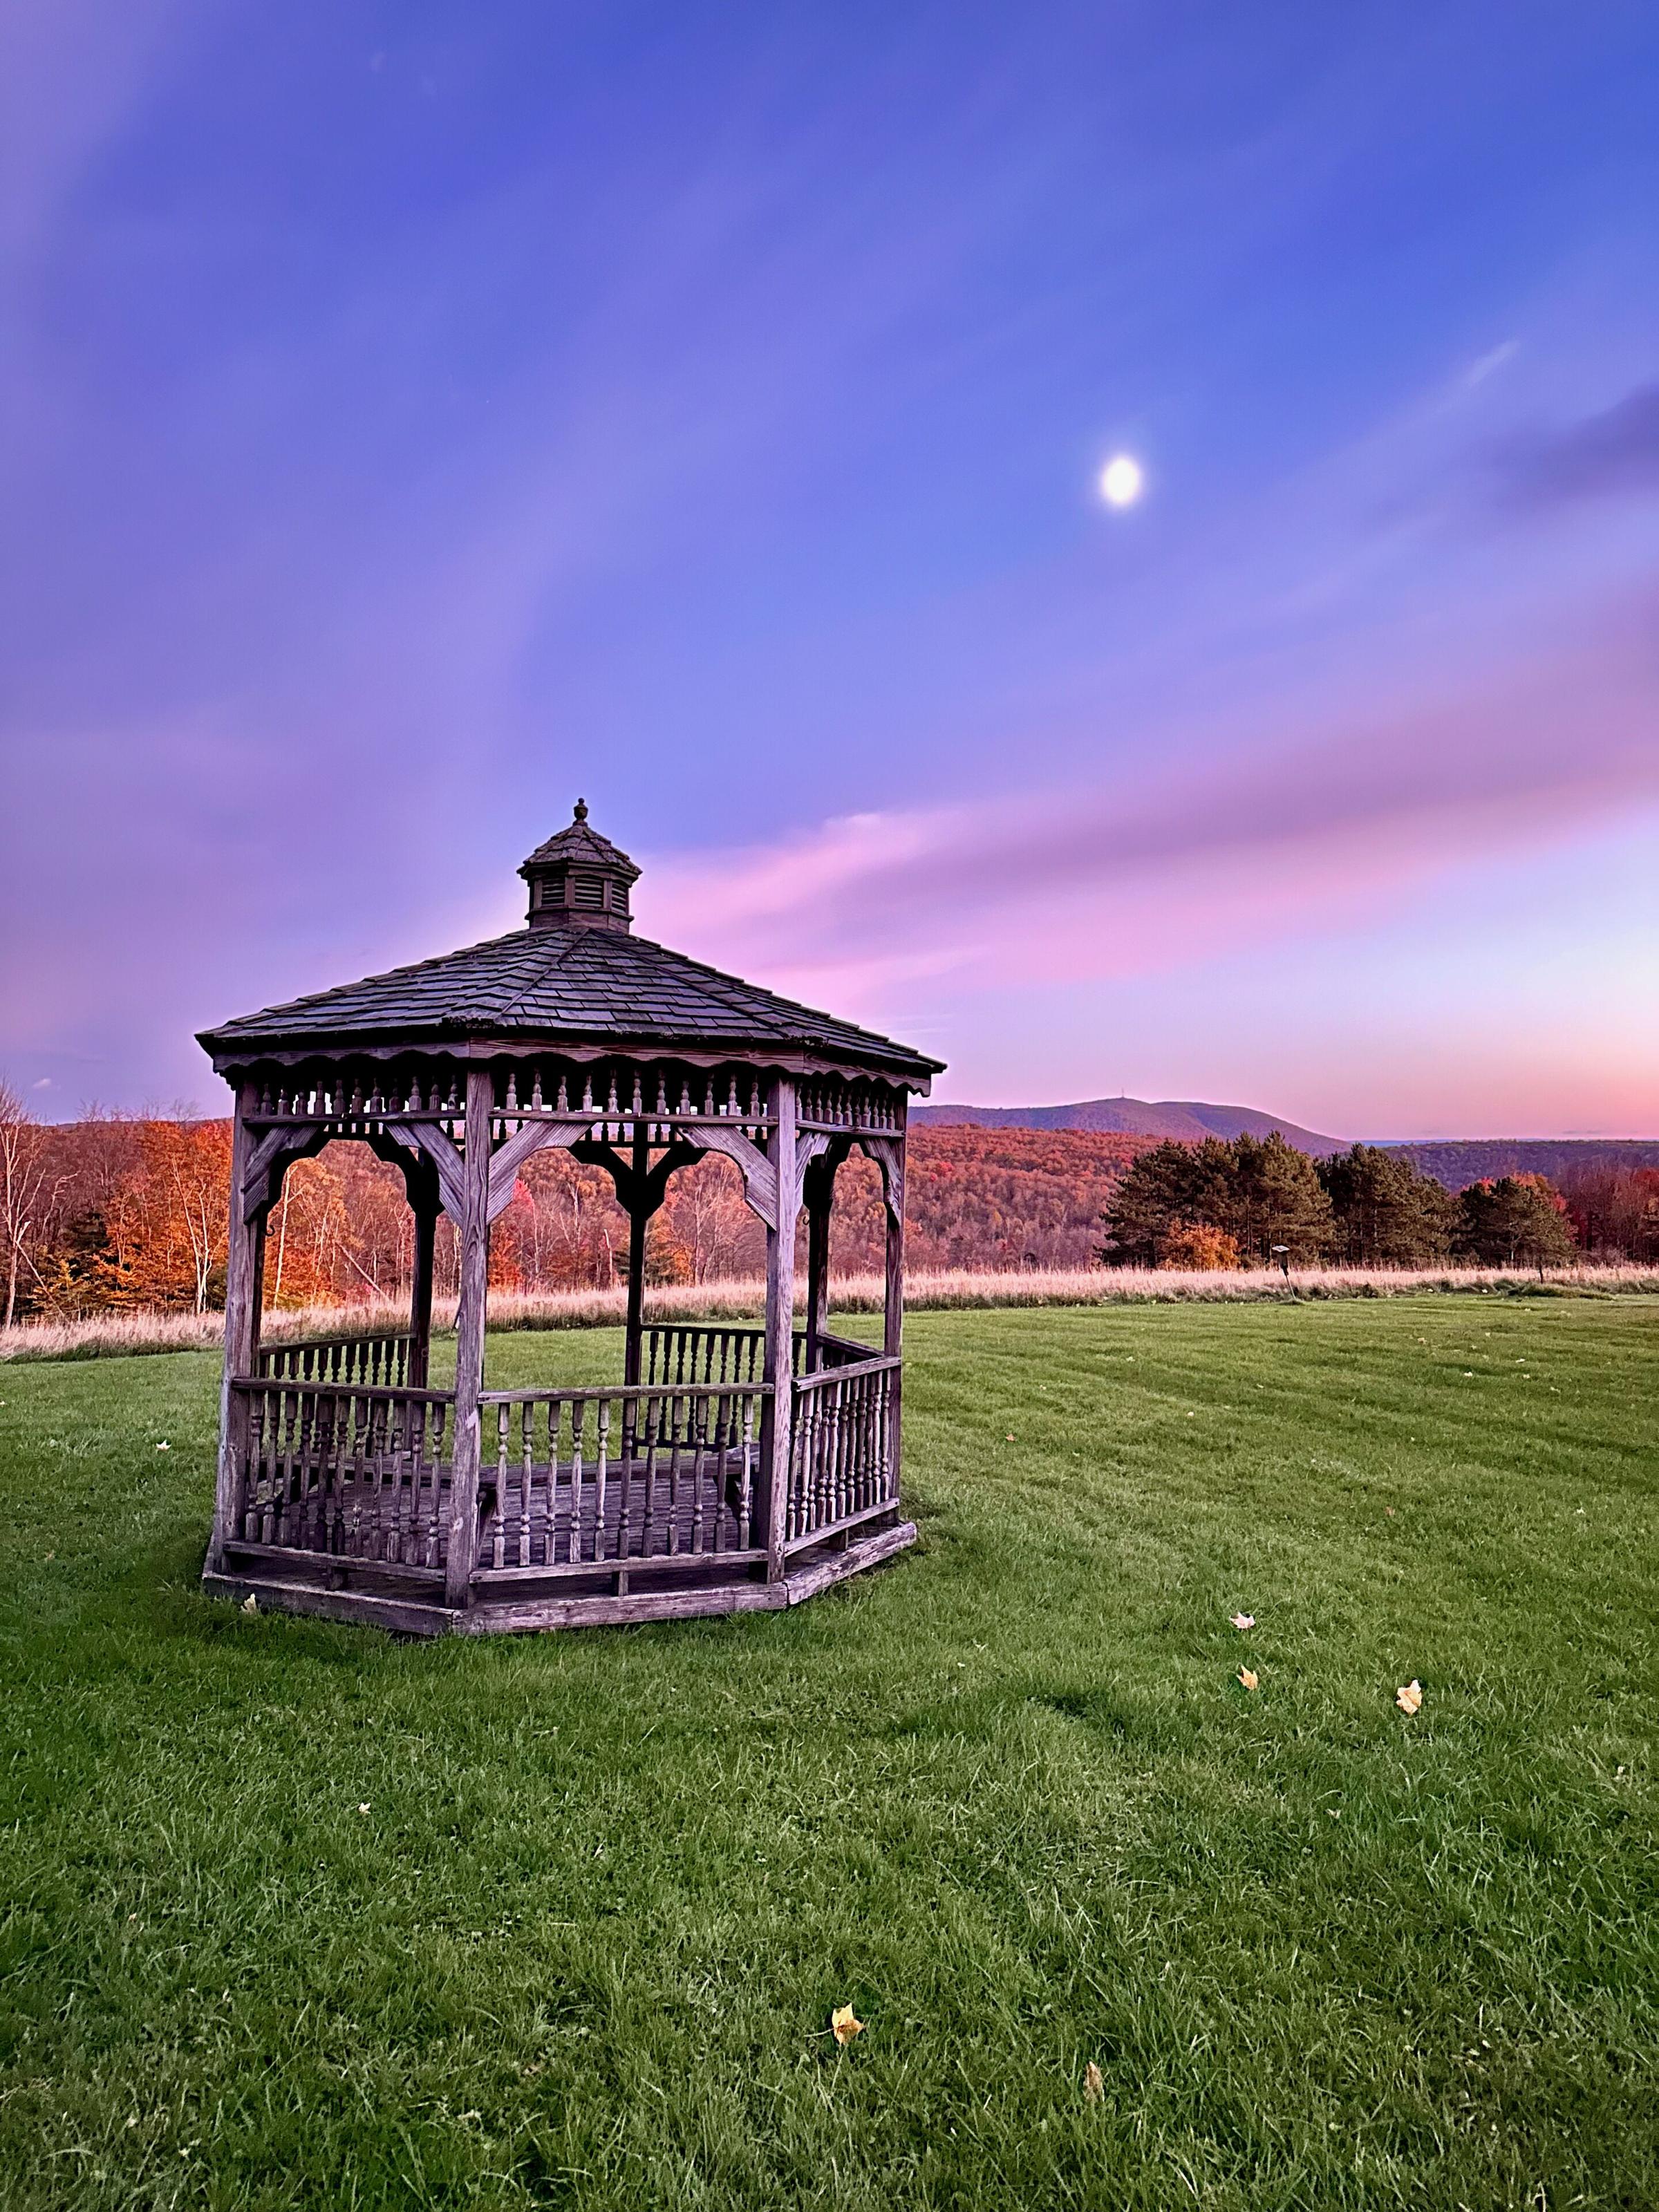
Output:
(243, 1120), (449, 1224)
(485, 1116), (597, 1224)
(449, 1112), (784, 1232)
(569, 1136), (704, 1219)
(383, 1120), (467, 1222)
(362, 1127), (444, 1212)
(857, 1133), (906, 1228)
(240, 1125), (332, 1222)
(686, 1123), (779, 1231)
(240, 1126), (308, 1221)
(794, 1130), (851, 1218)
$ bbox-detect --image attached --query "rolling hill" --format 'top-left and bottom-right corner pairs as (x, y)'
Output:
(912, 1096), (1349, 1156)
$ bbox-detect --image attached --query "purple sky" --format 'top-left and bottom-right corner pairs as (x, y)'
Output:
(3, 2), (1657, 1138)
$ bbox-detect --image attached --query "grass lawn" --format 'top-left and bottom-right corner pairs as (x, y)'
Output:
(1, 1297), (1656, 2211)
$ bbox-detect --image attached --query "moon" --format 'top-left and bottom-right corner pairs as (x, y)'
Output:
(1098, 453), (1145, 508)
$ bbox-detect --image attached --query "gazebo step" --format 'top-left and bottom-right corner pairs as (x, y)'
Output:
(203, 1519), (917, 1638)
(778, 1518), (917, 1600)
(203, 1568), (460, 1638)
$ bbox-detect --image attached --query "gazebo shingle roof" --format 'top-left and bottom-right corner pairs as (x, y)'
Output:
(198, 919), (941, 1082)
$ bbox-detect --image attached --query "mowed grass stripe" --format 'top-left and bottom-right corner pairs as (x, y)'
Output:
(0, 1297), (1654, 2210)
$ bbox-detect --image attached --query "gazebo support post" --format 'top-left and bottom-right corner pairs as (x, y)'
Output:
(247, 1211), (267, 1371)
(882, 1140), (906, 1496)
(883, 1178), (903, 1359)
(208, 1082), (262, 1575)
(760, 1075), (799, 1580)
(407, 1182), (438, 1389)
(622, 1125), (650, 1387)
(443, 1067), (495, 1611)
(803, 1159), (833, 1374)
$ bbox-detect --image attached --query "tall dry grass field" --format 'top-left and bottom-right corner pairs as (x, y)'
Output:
(4, 1261), (1657, 1362)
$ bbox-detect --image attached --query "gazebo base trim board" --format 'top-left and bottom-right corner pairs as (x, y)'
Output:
(203, 1519), (917, 1638)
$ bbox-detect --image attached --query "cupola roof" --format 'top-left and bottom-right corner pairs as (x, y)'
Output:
(519, 798), (640, 932)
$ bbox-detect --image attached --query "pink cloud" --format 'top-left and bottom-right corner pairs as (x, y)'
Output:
(639, 613), (1659, 1016)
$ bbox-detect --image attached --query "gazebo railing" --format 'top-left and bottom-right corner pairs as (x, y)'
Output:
(223, 1352), (895, 1591)
(246, 1319), (868, 1401)
(229, 1376), (451, 1566)
(642, 1323), (767, 1387)
(476, 1382), (767, 1575)
(641, 1320), (877, 1386)
(811, 1329), (881, 1371)
(787, 1354), (900, 1552)
(255, 1330), (412, 1388)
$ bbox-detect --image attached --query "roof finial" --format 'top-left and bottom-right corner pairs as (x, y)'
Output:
(573, 796), (588, 823)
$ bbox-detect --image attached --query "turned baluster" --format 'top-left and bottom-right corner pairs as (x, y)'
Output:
(491, 1403), (509, 1569)
(597, 1398), (615, 1561)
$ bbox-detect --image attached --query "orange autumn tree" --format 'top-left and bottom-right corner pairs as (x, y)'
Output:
(265, 1152), (357, 1308)
(491, 1150), (628, 1291)
(1157, 1220), (1241, 1271)
(659, 1153), (760, 1282)
(100, 1119), (233, 1313)
(264, 1147), (414, 1308)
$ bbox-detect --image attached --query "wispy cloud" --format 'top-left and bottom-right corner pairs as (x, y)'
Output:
(642, 610), (1659, 1013)
(1464, 338), (1520, 388)
(0, 0), (186, 265)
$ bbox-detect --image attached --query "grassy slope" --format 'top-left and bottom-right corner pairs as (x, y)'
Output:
(0, 1300), (1655, 2211)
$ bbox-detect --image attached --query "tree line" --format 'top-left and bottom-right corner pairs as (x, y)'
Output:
(1098, 1132), (1597, 1269)
(5, 1084), (1649, 1324)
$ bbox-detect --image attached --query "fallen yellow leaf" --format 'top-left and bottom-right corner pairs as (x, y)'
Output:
(1084, 2061), (1103, 2103)
(1237, 1668), (1259, 1691)
(1396, 1680), (1423, 1715)
(831, 2003), (863, 2045)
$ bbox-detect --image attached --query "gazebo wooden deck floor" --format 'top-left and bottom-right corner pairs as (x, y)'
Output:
(196, 804), (940, 1635)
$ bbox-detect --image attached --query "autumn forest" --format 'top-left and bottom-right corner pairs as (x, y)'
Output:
(0, 1105), (1147, 1324)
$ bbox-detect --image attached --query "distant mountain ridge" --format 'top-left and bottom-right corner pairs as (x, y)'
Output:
(1388, 1139), (1659, 1190)
(912, 1096), (1349, 1157)
(909, 1105), (1659, 1189)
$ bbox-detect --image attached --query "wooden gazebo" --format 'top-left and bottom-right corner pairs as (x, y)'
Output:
(198, 803), (943, 1635)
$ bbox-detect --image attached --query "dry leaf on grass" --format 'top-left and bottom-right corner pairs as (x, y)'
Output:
(1237, 1669), (1259, 1691)
(1230, 1613), (1255, 1631)
(1084, 2061), (1103, 2103)
(1396, 1680), (1423, 1715)
(830, 2004), (863, 2045)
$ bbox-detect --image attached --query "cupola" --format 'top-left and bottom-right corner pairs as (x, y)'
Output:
(518, 800), (640, 932)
